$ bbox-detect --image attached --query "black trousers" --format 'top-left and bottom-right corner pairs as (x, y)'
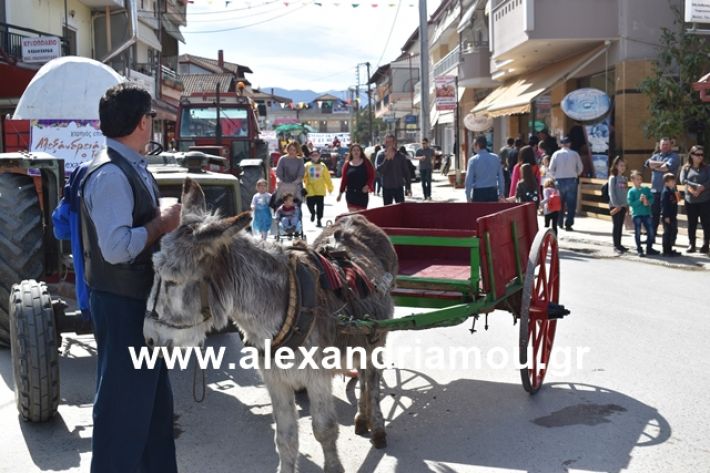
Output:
(611, 207), (627, 248)
(651, 191), (661, 244)
(90, 290), (177, 473)
(306, 195), (324, 221)
(662, 217), (678, 253)
(420, 168), (432, 199)
(544, 211), (559, 235)
(685, 200), (710, 246)
(383, 187), (405, 205)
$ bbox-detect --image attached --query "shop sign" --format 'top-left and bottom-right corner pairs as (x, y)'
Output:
(561, 88), (611, 122)
(685, 0), (710, 23)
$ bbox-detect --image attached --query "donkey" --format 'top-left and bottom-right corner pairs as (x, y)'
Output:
(143, 178), (397, 473)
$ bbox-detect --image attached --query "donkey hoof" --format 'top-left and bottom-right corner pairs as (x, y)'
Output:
(354, 415), (369, 436)
(370, 429), (387, 449)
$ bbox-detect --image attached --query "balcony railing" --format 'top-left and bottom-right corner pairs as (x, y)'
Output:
(0, 22), (68, 61)
(432, 45), (460, 78)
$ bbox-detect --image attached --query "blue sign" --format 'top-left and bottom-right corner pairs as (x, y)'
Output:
(561, 88), (611, 122)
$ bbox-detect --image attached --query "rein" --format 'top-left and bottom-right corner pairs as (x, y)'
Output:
(147, 276), (214, 330)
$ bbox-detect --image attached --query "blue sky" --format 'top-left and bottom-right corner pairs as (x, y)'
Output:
(182, 0), (441, 92)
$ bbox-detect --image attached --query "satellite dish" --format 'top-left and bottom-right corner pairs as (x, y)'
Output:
(464, 113), (493, 132)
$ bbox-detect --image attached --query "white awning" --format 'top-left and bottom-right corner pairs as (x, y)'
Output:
(137, 21), (162, 52)
(472, 45), (608, 118)
(162, 17), (185, 44)
(457, 0), (481, 33)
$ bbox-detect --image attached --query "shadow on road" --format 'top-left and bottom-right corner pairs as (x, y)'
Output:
(352, 370), (670, 473)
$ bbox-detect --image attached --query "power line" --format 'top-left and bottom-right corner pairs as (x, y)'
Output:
(182, 3), (307, 33)
(185, 3), (285, 22)
(183, 0), (281, 15)
(375, 0), (402, 67)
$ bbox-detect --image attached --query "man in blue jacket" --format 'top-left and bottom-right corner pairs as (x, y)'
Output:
(52, 161), (92, 320)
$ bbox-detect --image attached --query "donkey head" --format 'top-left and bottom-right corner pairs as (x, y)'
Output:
(143, 178), (251, 349)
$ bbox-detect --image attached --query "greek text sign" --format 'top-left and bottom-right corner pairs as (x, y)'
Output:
(21, 37), (62, 63)
(561, 88), (611, 122)
(686, 0), (710, 23)
(30, 120), (105, 173)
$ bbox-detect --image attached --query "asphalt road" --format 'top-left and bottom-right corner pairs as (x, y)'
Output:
(0, 173), (708, 473)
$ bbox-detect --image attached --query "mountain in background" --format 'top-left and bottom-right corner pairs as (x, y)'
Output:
(263, 87), (365, 104)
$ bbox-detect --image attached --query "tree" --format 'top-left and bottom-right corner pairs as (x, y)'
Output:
(353, 107), (384, 145)
(640, 3), (710, 151)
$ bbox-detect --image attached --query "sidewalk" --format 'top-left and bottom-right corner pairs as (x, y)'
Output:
(543, 215), (710, 271)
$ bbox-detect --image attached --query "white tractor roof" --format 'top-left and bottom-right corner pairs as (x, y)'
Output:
(13, 56), (125, 120)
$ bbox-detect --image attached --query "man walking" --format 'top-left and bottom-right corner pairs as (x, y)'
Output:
(376, 134), (411, 205)
(81, 83), (181, 473)
(415, 137), (434, 200)
(548, 136), (583, 230)
(464, 135), (505, 202)
(499, 137), (514, 195)
(644, 137), (680, 244)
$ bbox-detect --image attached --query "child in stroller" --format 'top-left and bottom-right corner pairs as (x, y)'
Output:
(270, 181), (305, 240)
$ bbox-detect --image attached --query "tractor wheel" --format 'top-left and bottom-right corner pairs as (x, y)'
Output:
(0, 173), (44, 348)
(10, 280), (60, 422)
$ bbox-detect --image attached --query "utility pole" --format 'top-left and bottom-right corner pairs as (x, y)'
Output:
(366, 61), (374, 145)
(418, 0), (430, 141)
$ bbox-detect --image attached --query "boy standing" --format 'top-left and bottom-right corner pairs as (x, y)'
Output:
(627, 170), (660, 257)
(660, 173), (681, 257)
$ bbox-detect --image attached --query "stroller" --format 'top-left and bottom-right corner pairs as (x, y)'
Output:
(270, 181), (306, 242)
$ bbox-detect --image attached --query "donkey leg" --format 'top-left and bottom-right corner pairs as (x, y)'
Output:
(308, 376), (344, 473)
(354, 368), (370, 436)
(366, 363), (387, 449)
(267, 381), (300, 473)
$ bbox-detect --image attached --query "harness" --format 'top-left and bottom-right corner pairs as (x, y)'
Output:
(146, 277), (214, 330)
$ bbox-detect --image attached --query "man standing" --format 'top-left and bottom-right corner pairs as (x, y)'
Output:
(376, 134), (411, 205)
(464, 135), (505, 202)
(415, 137), (434, 200)
(644, 137), (680, 243)
(499, 137), (514, 196)
(548, 136), (583, 230)
(81, 83), (181, 473)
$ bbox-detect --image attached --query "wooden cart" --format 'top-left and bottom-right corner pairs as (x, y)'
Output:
(346, 202), (570, 394)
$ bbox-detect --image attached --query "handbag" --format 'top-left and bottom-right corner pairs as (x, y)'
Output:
(547, 190), (562, 212)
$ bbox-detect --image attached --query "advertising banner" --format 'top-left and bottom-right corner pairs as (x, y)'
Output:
(306, 133), (351, 147)
(435, 75), (457, 111)
(30, 120), (105, 174)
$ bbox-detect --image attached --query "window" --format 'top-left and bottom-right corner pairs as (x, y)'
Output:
(179, 107), (250, 138)
(340, 120), (349, 133)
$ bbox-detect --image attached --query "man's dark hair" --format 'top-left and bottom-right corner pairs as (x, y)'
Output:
(506, 137), (515, 146)
(514, 137), (524, 148)
(422, 137), (429, 143)
(99, 83), (152, 138)
(474, 135), (487, 149)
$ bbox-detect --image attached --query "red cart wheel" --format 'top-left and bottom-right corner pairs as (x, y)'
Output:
(519, 228), (559, 394)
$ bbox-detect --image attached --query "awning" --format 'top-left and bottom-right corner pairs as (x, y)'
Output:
(457, 0), (481, 33)
(472, 45), (608, 118)
(162, 16), (185, 43)
(137, 21), (162, 52)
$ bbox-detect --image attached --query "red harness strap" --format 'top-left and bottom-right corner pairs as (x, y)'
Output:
(315, 252), (374, 298)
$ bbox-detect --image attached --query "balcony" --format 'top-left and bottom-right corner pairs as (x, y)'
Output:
(77, 0), (123, 8)
(432, 45), (460, 78)
(491, 0), (617, 75)
(0, 23), (68, 62)
(458, 47), (498, 88)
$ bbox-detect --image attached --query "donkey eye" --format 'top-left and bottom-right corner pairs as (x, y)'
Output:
(164, 281), (176, 289)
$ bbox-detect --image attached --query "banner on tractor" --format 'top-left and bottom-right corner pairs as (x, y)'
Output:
(30, 120), (105, 173)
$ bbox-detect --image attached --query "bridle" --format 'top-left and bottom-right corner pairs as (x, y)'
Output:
(146, 275), (214, 330)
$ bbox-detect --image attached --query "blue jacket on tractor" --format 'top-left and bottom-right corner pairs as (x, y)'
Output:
(51, 162), (92, 320)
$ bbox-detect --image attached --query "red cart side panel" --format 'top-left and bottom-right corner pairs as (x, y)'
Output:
(2, 119), (31, 152)
(477, 203), (537, 299)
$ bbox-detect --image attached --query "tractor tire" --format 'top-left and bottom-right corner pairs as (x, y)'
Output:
(10, 280), (60, 422)
(0, 173), (44, 348)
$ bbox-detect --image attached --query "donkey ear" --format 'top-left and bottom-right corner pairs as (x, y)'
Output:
(193, 211), (252, 245)
(181, 177), (206, 218)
